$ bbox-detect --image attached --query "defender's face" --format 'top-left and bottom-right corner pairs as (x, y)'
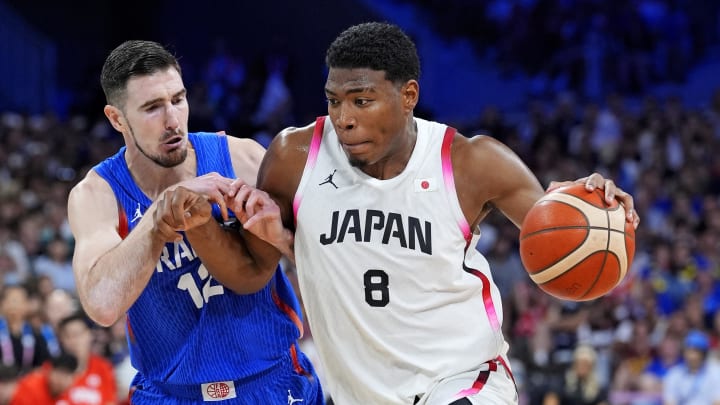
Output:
(325, 68), (413, 168)
(121, 67), (190, 168)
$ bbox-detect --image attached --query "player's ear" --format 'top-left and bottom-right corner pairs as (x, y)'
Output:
(104, 105), (125, 133)
(401, 80), (419, 113)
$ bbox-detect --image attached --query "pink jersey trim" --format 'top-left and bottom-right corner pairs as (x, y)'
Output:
(293, 116), (326, 223)
(454, 356), (515, 398)
(464, 266), (501, 332)
(440, 126), (471, 241)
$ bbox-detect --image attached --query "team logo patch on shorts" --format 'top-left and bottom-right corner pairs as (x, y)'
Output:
(201, 381), (237, 401)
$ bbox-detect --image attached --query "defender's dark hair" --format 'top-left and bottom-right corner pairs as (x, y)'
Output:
(100, 40), (181, 107)
(325, 22), (420, 85)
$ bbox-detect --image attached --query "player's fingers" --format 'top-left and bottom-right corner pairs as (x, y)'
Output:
(154, 196), (182, 242)
(185, 199), (212, 227)
(170, 189), (192, 230)
(244, 191), (265, 218)
(602, 179), (617, 204)
(546, 178), (583, 192)
(203, 189), (228, 221)
(242, 214), (259, 229)
(584, 173), (606, 191)
(242, 209), (274, 230)
(235, 185), (253, 210)
(614, 187), (640, 227)
(227, 179), (249, 197)
(215, 192), (229, 221)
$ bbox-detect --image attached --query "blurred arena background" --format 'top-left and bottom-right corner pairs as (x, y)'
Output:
(1, 0), (720, 404)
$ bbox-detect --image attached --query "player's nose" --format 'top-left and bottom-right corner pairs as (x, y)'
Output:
(165, 104), (181, 130)
(336, 104), (356, 131)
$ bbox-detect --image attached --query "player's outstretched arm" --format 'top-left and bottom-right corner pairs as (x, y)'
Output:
(180, 136), (289, 293)
(68, 171), (173, 327)
(177, 188), (285, 294)
(225, 181), (295, 263)
(453, 135), (640, 231)
(221, 126), (312, 267)
(452, 134), (546, 229)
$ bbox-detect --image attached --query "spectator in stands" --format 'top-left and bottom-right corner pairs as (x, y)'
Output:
(0, 285), (50, 376)
(542, 345), (609, 405)
(8, 352), (78, 405)
(612, 319), (655, 394)
(0, 227), (29, 286)
(663, 330), (720, 404)
(55, 312), (117, 405)
(32, 237), (75, 293)
(631, 333), (683, 404)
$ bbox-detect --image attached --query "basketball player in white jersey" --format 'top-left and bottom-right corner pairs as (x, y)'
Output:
(164, 22), (640, 404)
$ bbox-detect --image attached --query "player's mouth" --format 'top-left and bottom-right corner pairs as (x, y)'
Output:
(161, 135), (185, 151)
(341, 141), (370, 154)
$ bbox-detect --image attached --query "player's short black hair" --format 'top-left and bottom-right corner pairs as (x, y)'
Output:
(325, 22), (420, 86)
(101, 40), (181, 107)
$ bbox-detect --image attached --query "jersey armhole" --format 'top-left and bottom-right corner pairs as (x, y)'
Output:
(441, 126), (472, 244)
(292, 116), (326, 226)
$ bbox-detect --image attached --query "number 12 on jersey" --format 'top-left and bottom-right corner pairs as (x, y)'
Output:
(177, 264), (224, 308)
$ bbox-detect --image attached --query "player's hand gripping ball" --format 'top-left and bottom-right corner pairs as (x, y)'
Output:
(519, 184), (635, 301)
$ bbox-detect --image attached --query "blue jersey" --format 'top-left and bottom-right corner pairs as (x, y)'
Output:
(93, 133), (306, 387)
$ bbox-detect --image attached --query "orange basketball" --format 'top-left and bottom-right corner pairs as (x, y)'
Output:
(519, 183), (635, 301)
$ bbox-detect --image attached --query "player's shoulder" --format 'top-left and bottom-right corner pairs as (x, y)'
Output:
(451, 132), (512, 164)
(214, 133), (266, 181)
(68, 169), (113, 204)
(265, 122), (316, 160)
(223, 133), (265, 154)
(275, 122), (316, 147)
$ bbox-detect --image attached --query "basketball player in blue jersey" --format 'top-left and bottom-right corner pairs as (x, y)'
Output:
(165, 23), (641, 404)
(66, 40), (323, 404)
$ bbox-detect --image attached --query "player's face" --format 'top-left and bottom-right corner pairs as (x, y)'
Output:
(325, 68), (417, 173)
(121, 67), (189, 168)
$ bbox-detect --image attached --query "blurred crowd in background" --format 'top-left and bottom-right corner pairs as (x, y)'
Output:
(409, 0), (718, 99)
(1, 0), (720, 404)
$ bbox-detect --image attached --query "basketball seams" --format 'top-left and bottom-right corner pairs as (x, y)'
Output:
(519, 185), (635, 301)
(523, 193), (629, 287)
(527, 228), (617, 284)
(527, 213), (628, 285)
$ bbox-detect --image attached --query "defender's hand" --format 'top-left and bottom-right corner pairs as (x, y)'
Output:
(154, 186), (213, 242)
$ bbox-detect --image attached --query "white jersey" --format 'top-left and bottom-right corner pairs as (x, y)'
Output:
(293, 116), (507, 404)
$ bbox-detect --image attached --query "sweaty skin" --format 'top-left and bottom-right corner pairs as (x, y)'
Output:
(248, 68), (638, 248)
(68, 67), (280, 327)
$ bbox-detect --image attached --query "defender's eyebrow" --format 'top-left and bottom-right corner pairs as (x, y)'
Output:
(139, 88), (187, 110)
